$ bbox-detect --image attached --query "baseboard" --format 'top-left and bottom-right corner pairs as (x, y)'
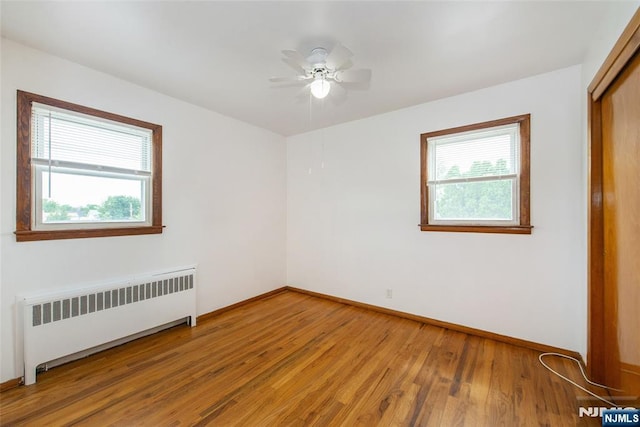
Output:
(286, 286), (582, 359)
(0, 377), (23, 393)
(196, 287), (288, 323)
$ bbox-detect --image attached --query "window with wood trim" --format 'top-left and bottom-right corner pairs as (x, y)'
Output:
(420, 114), (532, 234)
(16, 90), (163, 242)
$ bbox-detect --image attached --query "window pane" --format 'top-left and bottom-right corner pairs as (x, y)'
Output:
(39, 167), (147, 224)
(433, 129), (516, 180)
(433, 179), (514, 221)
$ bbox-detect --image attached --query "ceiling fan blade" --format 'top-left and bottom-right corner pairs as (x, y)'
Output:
(334, 69), (372, 84)
(325, 43), (353, 70)
(281, 58), (307, 74)
(282, 50), (311, 71)
(337, 59), (354, 71)
(269, 76), (309, 83)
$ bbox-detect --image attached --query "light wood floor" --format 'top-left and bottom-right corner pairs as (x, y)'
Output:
(1, 290), (604, 426)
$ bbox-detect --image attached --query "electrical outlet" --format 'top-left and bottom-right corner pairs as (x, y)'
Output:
(386, 289), (393, 299)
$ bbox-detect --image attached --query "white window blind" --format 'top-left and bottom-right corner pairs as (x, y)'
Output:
(31, 103), (152, 175)
(428, 124), (519, 183)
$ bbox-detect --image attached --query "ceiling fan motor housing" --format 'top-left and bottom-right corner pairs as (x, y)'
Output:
(308, 47), (329, 65)
(311, 66), (330, 80)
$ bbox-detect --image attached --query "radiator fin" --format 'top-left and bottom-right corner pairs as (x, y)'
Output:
(53, 301), (61, 321)
(30, 273), (195, 327)
(32, 304), (41, 326)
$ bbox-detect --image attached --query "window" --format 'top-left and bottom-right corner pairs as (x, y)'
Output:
(16, 90), (163, 241)
(420, 114), (531, 234)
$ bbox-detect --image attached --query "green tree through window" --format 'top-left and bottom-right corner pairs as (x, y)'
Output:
(43, 197), (141, 222)
(436, 160), (512, 220)
(99, 196), (142, 220)
(43, 199), (72, 221)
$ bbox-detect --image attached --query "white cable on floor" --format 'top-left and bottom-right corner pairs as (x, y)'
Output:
(538, 352), (621, 408)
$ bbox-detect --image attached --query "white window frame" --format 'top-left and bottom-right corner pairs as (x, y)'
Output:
(427, 124), (520, 226)
(33, 165), (152, 231)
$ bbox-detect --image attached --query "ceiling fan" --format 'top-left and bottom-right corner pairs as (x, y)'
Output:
(270, 44), (372, 100)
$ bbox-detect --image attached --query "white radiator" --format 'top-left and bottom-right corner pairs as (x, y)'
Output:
(18, 266), (197, 385)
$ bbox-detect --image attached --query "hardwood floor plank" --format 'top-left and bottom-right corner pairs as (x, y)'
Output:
(0, 291), (604, 426)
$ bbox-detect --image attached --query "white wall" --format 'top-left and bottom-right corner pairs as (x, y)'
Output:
(582, 4), (639, 86)
(288, 65), (585, 352)
(0, 39), (287, 382)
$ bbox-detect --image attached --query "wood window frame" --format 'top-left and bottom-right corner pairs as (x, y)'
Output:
(15, 90), (163, 242)
(419, 114), (532, 234)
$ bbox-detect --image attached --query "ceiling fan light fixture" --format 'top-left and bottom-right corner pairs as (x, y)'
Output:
(272, 43), (370, 102)
(310, 77), (331, 99)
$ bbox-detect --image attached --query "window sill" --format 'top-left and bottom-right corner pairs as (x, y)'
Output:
(15, 226), (164, 242)
(419, 224), (533, 234)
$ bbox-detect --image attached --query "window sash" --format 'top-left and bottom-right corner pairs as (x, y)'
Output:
(32, 164), (152, 231)
(427, 173), (517, 186)
(428, 176), (519, 225)
(31, 158), (152, 177)
(427, 123), (519, 183)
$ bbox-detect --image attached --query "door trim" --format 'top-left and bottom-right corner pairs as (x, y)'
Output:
(588, 7), (640, 382)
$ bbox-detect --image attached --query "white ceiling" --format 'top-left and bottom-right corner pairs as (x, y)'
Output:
(0, 1), (626, 136)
